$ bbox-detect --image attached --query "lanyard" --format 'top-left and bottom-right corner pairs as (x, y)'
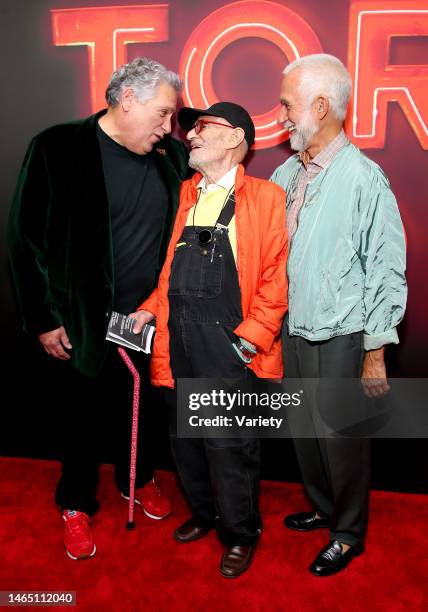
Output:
(192, 185), (235, 245)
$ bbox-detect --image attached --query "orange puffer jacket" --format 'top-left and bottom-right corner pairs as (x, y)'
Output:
(139, 164), (288, 387)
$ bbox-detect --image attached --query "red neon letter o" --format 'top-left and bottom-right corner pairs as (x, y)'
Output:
(179, 0), (323, 149)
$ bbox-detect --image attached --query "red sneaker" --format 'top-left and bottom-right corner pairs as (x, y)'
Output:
(122, 477), (172, 520)
(62, 510), (96, 560)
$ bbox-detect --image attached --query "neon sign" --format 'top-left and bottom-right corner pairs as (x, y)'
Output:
(346, 0), (428, 149)
(51, 1), (428, 150)
(51, 5), (169, 113)
(179, 1), (322, 149)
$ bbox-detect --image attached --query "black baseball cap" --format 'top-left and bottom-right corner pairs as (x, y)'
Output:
(178, 102), (255, 148)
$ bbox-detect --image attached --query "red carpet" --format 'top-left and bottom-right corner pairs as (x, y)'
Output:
(0, 457), (426, 611)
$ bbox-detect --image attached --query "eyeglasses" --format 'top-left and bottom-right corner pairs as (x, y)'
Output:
(193, 119), (236, 135)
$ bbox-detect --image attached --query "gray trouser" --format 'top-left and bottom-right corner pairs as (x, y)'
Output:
(283, 328), (370, 546)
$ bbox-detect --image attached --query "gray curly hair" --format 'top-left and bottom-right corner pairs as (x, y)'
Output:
(105, 57), (182, 107)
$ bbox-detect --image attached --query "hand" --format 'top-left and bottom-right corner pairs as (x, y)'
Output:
(128, 310), (154, 333)
(39, 326), (72, 360)
(361, 347), (390, 398)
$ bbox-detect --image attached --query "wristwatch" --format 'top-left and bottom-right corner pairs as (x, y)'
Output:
(232, 337), (257, 363)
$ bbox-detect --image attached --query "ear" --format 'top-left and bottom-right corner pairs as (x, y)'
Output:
(121, 87), (134, 112)
(316, 95), (329, 120)
(226, 126), (245, 150)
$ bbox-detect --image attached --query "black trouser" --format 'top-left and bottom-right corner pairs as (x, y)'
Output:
(283, 329), (370, 546)
(166, 223), (261, 547)
(165, 311), (261, 546)
(55, 346), (162, 516)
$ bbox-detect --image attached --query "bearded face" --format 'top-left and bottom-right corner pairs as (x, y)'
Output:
(278, 71), (321, 153)
(286, 108), (319, 152)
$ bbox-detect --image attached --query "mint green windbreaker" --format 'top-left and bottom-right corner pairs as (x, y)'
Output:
(270, 143), (407, 350)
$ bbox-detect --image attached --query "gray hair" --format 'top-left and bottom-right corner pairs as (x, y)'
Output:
(105, 57), (182, 107)
(283, 54), (352, 121)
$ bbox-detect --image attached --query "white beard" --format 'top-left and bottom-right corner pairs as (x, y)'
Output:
(288, 111), (319, 152)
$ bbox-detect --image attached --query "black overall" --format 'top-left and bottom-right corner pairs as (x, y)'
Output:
(165, 193), (261, 546)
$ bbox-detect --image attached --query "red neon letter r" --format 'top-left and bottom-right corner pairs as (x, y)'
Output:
(347, 0), (428, 149)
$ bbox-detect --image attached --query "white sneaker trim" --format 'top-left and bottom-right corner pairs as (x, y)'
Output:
(66, 543), (96, 561)
(120, 493), (171, 520)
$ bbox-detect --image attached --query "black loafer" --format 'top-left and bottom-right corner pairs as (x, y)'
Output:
(309, 540), (364, 576)
(284, 510), (329, 531)
(173, 518), (212, 543)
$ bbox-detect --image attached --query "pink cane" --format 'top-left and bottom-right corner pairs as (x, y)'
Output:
(117, 347), (140, 530)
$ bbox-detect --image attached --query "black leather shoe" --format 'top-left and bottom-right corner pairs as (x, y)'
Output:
(173, 518), (212, 543)
(309, 540), (364, 576)
(284, 510), (329, 531)
(220, 544), (257, 578)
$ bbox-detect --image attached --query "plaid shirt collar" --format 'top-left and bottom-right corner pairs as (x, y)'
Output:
(299, 129), (349, 170)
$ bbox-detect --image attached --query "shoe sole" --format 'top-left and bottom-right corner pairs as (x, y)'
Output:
(120, 493), (172, 521)
(219, 567), (251, 579)
(284, 522), (329, 531)
(66, 544), (96, 561)
(219, 559), (254, 579)
(173, 529), (211, 544)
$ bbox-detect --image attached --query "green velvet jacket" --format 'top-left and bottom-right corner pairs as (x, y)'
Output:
(7, 110), (189, 377)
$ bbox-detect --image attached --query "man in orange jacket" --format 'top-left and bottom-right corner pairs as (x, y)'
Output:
(130, 102), (287, 578)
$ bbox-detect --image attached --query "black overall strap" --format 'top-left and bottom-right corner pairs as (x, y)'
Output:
(215, 191), (236, 229)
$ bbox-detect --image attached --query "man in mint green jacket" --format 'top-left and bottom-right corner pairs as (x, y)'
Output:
(271, 54), (407, 577)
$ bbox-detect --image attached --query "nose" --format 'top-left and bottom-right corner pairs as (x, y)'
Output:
(278, 105), (287, 126)
(187, 127), (196, 140)
(162, 115), (172, 134)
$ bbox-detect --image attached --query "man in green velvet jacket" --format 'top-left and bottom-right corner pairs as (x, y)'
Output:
(7, 57), (189, 560)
